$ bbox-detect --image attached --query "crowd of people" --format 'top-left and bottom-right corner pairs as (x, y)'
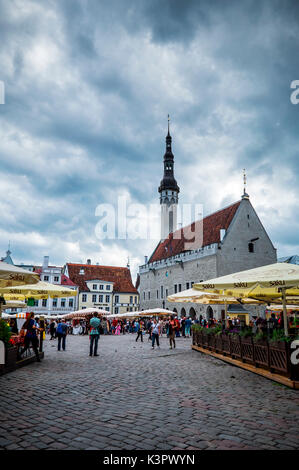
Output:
(6, 309), (297, 361)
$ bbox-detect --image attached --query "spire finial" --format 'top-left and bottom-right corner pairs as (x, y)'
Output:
(242, 168), (249, 199)
(167, 114), (170, 136)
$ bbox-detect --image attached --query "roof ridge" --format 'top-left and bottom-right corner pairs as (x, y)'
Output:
(170, 199), (241, 237)
(67, 263), (129, 270)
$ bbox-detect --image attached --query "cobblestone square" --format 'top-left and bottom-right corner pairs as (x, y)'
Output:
(0, 334), (298, 450)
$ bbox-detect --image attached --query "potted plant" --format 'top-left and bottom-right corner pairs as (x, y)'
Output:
(0, 318), (17, 373)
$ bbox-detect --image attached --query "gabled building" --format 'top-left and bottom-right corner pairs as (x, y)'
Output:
(64, 261), (139, 314)
(27, 256), (78, 315)
(139, 124), (277, 320)
(1, 249), (14, 265)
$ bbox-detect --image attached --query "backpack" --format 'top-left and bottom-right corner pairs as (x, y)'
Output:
(57, 323), (67, 334)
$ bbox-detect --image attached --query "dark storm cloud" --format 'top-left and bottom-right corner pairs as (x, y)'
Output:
(0, 0), (298, 274)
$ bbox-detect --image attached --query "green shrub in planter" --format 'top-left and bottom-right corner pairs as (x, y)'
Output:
(0, 319), (12, 347)
(269, 329), (292, 343)
(239, 328), (253, 338)
(253, 331), (267, 343)
(191, 324), (203, 332)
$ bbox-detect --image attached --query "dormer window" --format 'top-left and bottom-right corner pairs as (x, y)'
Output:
(79, 268), (85, 275)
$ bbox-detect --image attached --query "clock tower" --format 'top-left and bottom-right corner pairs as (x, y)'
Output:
(158, 116), (180, 240)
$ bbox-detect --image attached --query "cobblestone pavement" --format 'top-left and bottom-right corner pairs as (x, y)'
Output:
(0, 333), (298, 450)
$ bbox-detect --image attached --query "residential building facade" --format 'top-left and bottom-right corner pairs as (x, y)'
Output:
(64, 261), (139, 314)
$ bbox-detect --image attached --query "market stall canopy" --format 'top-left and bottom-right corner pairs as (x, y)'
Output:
(2, 300), (27, 310)
(2, 312), (28, 319)
(63, 308), (109, 319)
(106, 312), (138, 318)
(0, 281), (76, 299)
(0, 261), (39, 287)
(138, 308), (177, 316)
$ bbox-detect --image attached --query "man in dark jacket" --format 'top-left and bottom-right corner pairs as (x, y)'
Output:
(56, 319), (68, 351)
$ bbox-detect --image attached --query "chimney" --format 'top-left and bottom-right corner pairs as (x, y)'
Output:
(144, 255), (148, 264)
(43, 256), (49, 269)
(220, 229), (226, 242)
(87, 259), (91, 265)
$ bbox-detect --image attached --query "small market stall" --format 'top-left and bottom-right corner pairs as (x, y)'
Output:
(0, 262), (39, 374)
(62, 308), (109, 335)
(0, 281), (75, 374)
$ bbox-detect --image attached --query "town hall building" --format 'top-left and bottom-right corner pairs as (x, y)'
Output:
(138, 123), (277, 320)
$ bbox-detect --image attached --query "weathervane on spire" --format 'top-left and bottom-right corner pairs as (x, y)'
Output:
(242, 168), (249, 199)
(168, 114), (170, 135)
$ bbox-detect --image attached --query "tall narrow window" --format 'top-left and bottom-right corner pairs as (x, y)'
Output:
(248, 243), (254, 253)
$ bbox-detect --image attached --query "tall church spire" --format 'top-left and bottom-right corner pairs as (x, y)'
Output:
(159, 116), (180, 240)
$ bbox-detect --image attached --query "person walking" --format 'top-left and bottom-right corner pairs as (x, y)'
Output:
(56, 318), (68, 351)
(89, 312), (101, 357)
(136, 320), (144, 342)
(168, 316), (176, 349)
(151, 319), (161, 349)
(115, 322), (121, 335)
(19, 312), (40, 362)
(185, 317), (192, 337)
(49, 320), (56, 340)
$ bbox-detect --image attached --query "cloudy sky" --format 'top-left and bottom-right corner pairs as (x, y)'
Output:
(0, 0), (298, 282)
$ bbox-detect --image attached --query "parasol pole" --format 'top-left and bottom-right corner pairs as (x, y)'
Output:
(281, 287), (288, 337)
(225, 301), (228, 328)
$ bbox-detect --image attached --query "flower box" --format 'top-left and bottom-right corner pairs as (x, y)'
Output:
(4, 346), (18, 372)
(202, 333), (209, 349)
(269, 341), (289, 376)
(230, 336), (242, 359)
(240, 336), (254, 364)
(253, 339), (270, 369)
(215, 335), (223, 353)
(221, 334), (230, 355)
(208, 335), (216, 351)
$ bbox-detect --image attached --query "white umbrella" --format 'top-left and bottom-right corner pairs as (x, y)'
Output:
(137, 308), (177, 316)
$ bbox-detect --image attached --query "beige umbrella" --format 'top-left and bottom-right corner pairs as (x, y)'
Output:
(0, 261), (39, 287)
(167, 288), (263, 325)
(167, 288), (263, 305)
(0, 281), (76, 298)
(194, 262), (299, 336)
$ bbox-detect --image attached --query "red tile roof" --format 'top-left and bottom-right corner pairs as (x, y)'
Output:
(61, 274), (77, 287)
(149, 200), (241, 263)
(66, 264), (138, 294)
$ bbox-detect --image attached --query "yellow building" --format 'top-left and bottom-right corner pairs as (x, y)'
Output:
(64, 262), (139, 314)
